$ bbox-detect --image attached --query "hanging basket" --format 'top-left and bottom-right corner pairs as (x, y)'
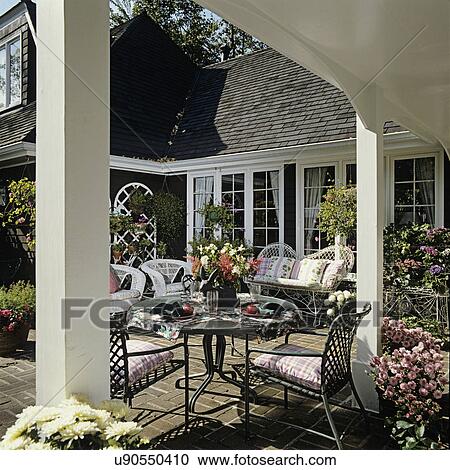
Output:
(0, 323), (30, 356)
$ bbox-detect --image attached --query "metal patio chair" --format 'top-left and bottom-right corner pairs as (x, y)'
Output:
(244, 300), (371, 449)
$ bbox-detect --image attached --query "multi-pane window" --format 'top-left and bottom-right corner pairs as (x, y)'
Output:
(193, 176), (214, 238)
(0, 36), (21, 111)
(221, 173), (245, 241)
(253, 170), (280, 251)
(345, 163), (356, 186)
(394, 157), (435, 225)
(303, 166), (335, 254)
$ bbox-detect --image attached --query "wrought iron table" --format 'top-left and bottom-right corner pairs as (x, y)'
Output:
(127, 294), (304, 413)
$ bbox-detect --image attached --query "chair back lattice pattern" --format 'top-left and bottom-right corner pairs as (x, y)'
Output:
(257, 243), (297, 260)
(143, 260), (192, 283)
(307, 245), (354, 274)
(109, 326), (129, 399)
(113, 182), (157, 265)
(320, 301), (371, 396)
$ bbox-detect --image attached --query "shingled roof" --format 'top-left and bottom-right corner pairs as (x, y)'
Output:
(168, 48), (403, 159)
(1, 12), (403, 158)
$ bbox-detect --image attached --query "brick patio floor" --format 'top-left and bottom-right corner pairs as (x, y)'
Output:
(0, 329), (448, 449)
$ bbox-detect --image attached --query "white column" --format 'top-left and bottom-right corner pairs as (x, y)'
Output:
(353, 114), (384, 412)
(36, 0), (110, 405)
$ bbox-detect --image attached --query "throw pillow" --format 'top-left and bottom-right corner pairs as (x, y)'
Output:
(294, 258), (328, 286)
(266, 256), (296, 279)
(321, 260), (346, 289)
(109, 266), (121, 294)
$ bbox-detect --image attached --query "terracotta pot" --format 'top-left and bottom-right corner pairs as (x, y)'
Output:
(0, 323), (30, 356)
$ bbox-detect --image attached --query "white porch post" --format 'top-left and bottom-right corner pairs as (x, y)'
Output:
(353, 113), (384, 412)
(36, 0), (110, 405)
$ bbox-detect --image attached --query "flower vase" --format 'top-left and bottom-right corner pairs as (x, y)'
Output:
(218, 284), (238, 308)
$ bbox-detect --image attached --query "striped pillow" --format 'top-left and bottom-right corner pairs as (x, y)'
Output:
(293, 258), (328, 287)
(290, 260), (303, 279)
(254, 257), (274, 280)
(266, 256), (296, 279)
(321, 260), (346, 289)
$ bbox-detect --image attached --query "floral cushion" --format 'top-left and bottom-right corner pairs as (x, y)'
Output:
(253, 344), (322, 390)
(266, 257), (296, 279)
(109, 289), (141, 301)
(289, 260), (303, 279)
(112, 340), (174, 386)
(321, 260), (346, 289)
(254, 257), (273, 278)
(109, 266), (121, 294)
(293, 259), (328, 287)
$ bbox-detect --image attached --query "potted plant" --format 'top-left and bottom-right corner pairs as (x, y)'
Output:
(370, 317), (448, 449)
(0, 281), (35, 355)
(318, 186), (356, 245)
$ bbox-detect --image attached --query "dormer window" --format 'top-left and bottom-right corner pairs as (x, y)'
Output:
(0, 35), (21, 111)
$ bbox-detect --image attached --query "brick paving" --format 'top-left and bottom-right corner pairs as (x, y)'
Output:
(0, 329), (448, 449)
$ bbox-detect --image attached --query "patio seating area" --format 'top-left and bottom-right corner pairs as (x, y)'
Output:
(0, 328), (402, 450)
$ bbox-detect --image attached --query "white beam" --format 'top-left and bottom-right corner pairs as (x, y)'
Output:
(36, 0), (110, 405)
(354, 113), (384, 412)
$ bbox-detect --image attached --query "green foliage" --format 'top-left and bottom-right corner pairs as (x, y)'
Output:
(0, 178), (36, 250)
(388, 418), (443, 450)
(0, 281), (35, 321)
(318, 186), (356, 242)
(111, 0), (265, 65)
(400, 315), (448, 347)
(146, 192), (184, 255)
(199, 203), (234, 232)
(128, 189), (152, 217)
(110, 213), (133, 234)
(383, 223), (450, 293)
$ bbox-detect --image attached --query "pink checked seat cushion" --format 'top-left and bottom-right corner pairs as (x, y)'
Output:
(112, 339), (174, 386)
(253, 344), (323, 390)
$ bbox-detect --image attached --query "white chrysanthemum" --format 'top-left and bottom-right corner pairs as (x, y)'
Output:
(99, 400), (129, 420)
(328, 294), (337, 302)
(58, 420), (99, 441)
(61, 395), (90, 407)
(103, 421), (141, 440)
(327, 308), (335, 317)
(0, 435), (33, 450)
(343, 290), (352, 299)
(336, 294), (345, 303)
(26, 441), (54, 450)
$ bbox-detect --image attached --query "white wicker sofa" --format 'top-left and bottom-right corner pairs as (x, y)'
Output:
(246, 243), (354, 310)
(110, 264), (146, 318)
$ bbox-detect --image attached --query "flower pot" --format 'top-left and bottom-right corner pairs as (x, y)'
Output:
(0, 323), (30, 356)
(218, 285), (238, 308)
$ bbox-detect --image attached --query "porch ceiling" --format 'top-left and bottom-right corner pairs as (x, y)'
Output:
(196, 0), (450, 152)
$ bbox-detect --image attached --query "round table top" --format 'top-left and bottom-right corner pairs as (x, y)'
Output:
(127, 293), (303, 339)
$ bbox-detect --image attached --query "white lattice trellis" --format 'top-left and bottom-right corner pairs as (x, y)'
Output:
(113, 182), (157, 266)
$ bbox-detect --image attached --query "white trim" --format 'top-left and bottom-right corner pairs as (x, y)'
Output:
(0, 142), (35, 168)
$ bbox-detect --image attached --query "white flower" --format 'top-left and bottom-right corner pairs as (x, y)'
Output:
(0, 435), (33, 450)
(200, 255), (209, 267)
(323, 299), (331, 306)
(337, 294), (345, 303)
(327, 308), (335, 317)
(103, 421), (141, 440)
(328, 294), (337, 302)
(99, 400), (129, 419)
(58, 420), (100, 441)
(343, 290), (352, 299)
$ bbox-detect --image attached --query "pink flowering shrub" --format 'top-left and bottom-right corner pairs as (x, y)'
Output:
(371, 317), (448, 448)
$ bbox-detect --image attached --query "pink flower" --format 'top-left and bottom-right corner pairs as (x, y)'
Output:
(419, 388), (429, 397)
(407, 371), (417, 380)
(433, 390), (443, 400)
(400, 383), (409, 392)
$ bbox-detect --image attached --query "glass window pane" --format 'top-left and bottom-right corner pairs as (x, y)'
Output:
(322, 166), (335, 186)
(0, 47), (5, 109)
(267, 189), (279, 208)
(253, 210), (266, 227)
(395, 207), (414, 225)
(267, 210), (279, 227)
(416, 207), (435, 225)
(415, 157), (435, 181)
(267, 171), (279, 189)
(233, 173), (244, 191)
(395, 183), (414, 205)
(233, 192), (244, 209)
(253, 172), (266, 189)
(234, 210), (244, 227)
(253, 229), (266, 247)
(222, 192), (232, 206)
(346, 164), (357, 186)
(234, 229), (245, 241)
(9, 38), (21, 105)
(416, 181), (435, 205)
(395, 159), (414, 182)
(222, 175), (233, 192)
(253, 190), (265, 208)
(304, 230), (320, 251)
(304, 209), (319, 229)
(267, 229), (279, 244)
(194, 177), (205, 193)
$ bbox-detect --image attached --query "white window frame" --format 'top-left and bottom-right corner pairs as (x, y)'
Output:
(186, 165), (284, 250)
(387, 152), (444, 227)
(0, 33), (22, 111)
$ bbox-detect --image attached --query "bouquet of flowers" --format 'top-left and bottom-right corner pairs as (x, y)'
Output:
(0, 396), (149, 450)
(189, 238), (259, 287)
(370, 317), (448, 449)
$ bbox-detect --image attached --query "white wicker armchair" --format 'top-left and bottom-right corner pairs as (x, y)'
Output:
(110, 265), (146, 317)
(140, 259), (192, 297)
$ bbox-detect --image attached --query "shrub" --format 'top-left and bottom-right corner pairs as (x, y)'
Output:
(0, 281), (35, 333)
(0, 396), (149, 450)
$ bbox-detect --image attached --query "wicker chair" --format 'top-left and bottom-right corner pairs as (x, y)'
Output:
(244, 301), (371, 449)
(110, 323), (189, 426)
(140, 259), (192, 297)
(110, 265), (147, 319)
